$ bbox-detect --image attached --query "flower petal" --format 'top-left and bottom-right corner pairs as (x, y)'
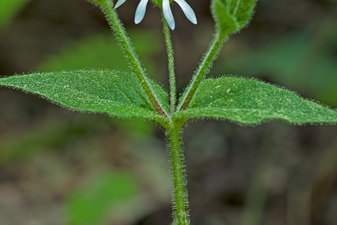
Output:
(174, 0), (197, 24)
(163, 0), (175, 30)
(135, 0), (149, 24)
(114, 0), (126, 9)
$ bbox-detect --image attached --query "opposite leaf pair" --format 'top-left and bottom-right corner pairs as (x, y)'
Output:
(1, 70), (336, 127)
(0, 0), (336, 126)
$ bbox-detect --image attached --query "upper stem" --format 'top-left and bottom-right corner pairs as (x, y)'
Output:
(177, 33), (226, 111)
(99, 0), (169, 118)
(163, 16), (177, 114)
(169, 122), (189, 225)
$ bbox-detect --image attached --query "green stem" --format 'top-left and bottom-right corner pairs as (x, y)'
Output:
(163, 15), (177, 115)
(99, 0), (169, 118)
(169, 122), (189, 225)
(177, 33), (226, 111)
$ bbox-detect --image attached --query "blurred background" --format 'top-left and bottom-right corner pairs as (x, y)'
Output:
(1, 0), (337, 224)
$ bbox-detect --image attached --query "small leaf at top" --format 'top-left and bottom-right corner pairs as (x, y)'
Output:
(173, 77), (337, 125)
(211, 0), (257, 38)
(0, 69), (169, 122)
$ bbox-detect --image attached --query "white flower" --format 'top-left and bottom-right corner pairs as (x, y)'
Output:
(114, 0), (197, 30)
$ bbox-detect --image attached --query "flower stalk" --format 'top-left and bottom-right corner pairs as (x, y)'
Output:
(163, 14), (177, 114)
(99, 0), (169, 118)
(177, 33), (226, 111)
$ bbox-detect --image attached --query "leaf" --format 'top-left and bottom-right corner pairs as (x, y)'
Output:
(173, 77), (337, 125)
(66, 171), (139, 225)
(147, 77), (170, 114)
(211, 0), (257, 37)
(0, 69), (169, 122)
(0, 0), (30, 28)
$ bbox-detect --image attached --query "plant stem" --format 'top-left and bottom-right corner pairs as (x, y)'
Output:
(99, 0), (169, 118)
(163, 16), (177, 115)
(177, 34), (226, 111)
(169, 123), (189, 225)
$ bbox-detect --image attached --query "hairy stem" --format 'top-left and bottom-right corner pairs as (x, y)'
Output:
(163, 15), (177, 115)
(169, 123), (189, 225)
(177, 34), (226, 111)
(98, 0), (169, 118)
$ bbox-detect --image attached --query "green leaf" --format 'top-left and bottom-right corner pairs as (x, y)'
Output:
(0, 0), (30, 28)
(173, 77), (337, 124)
(0, 69), (169, 122)
(147, 77), (170, 114)
(211, 0), (257, 37)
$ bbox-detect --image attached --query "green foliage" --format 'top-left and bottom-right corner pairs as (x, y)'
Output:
(147, 77), (171, 114)
(211, 0), (257, 37)
(36, 31), (162, 76)
(0, 0), (29, 28)
(174, 77), (337, 124)
(0, 69), (169, 122)
(66, 171), (139, 225)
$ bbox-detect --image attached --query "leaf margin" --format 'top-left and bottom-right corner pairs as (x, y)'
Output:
(173, 76), (337, 126)
(0, 69), (170, 124)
